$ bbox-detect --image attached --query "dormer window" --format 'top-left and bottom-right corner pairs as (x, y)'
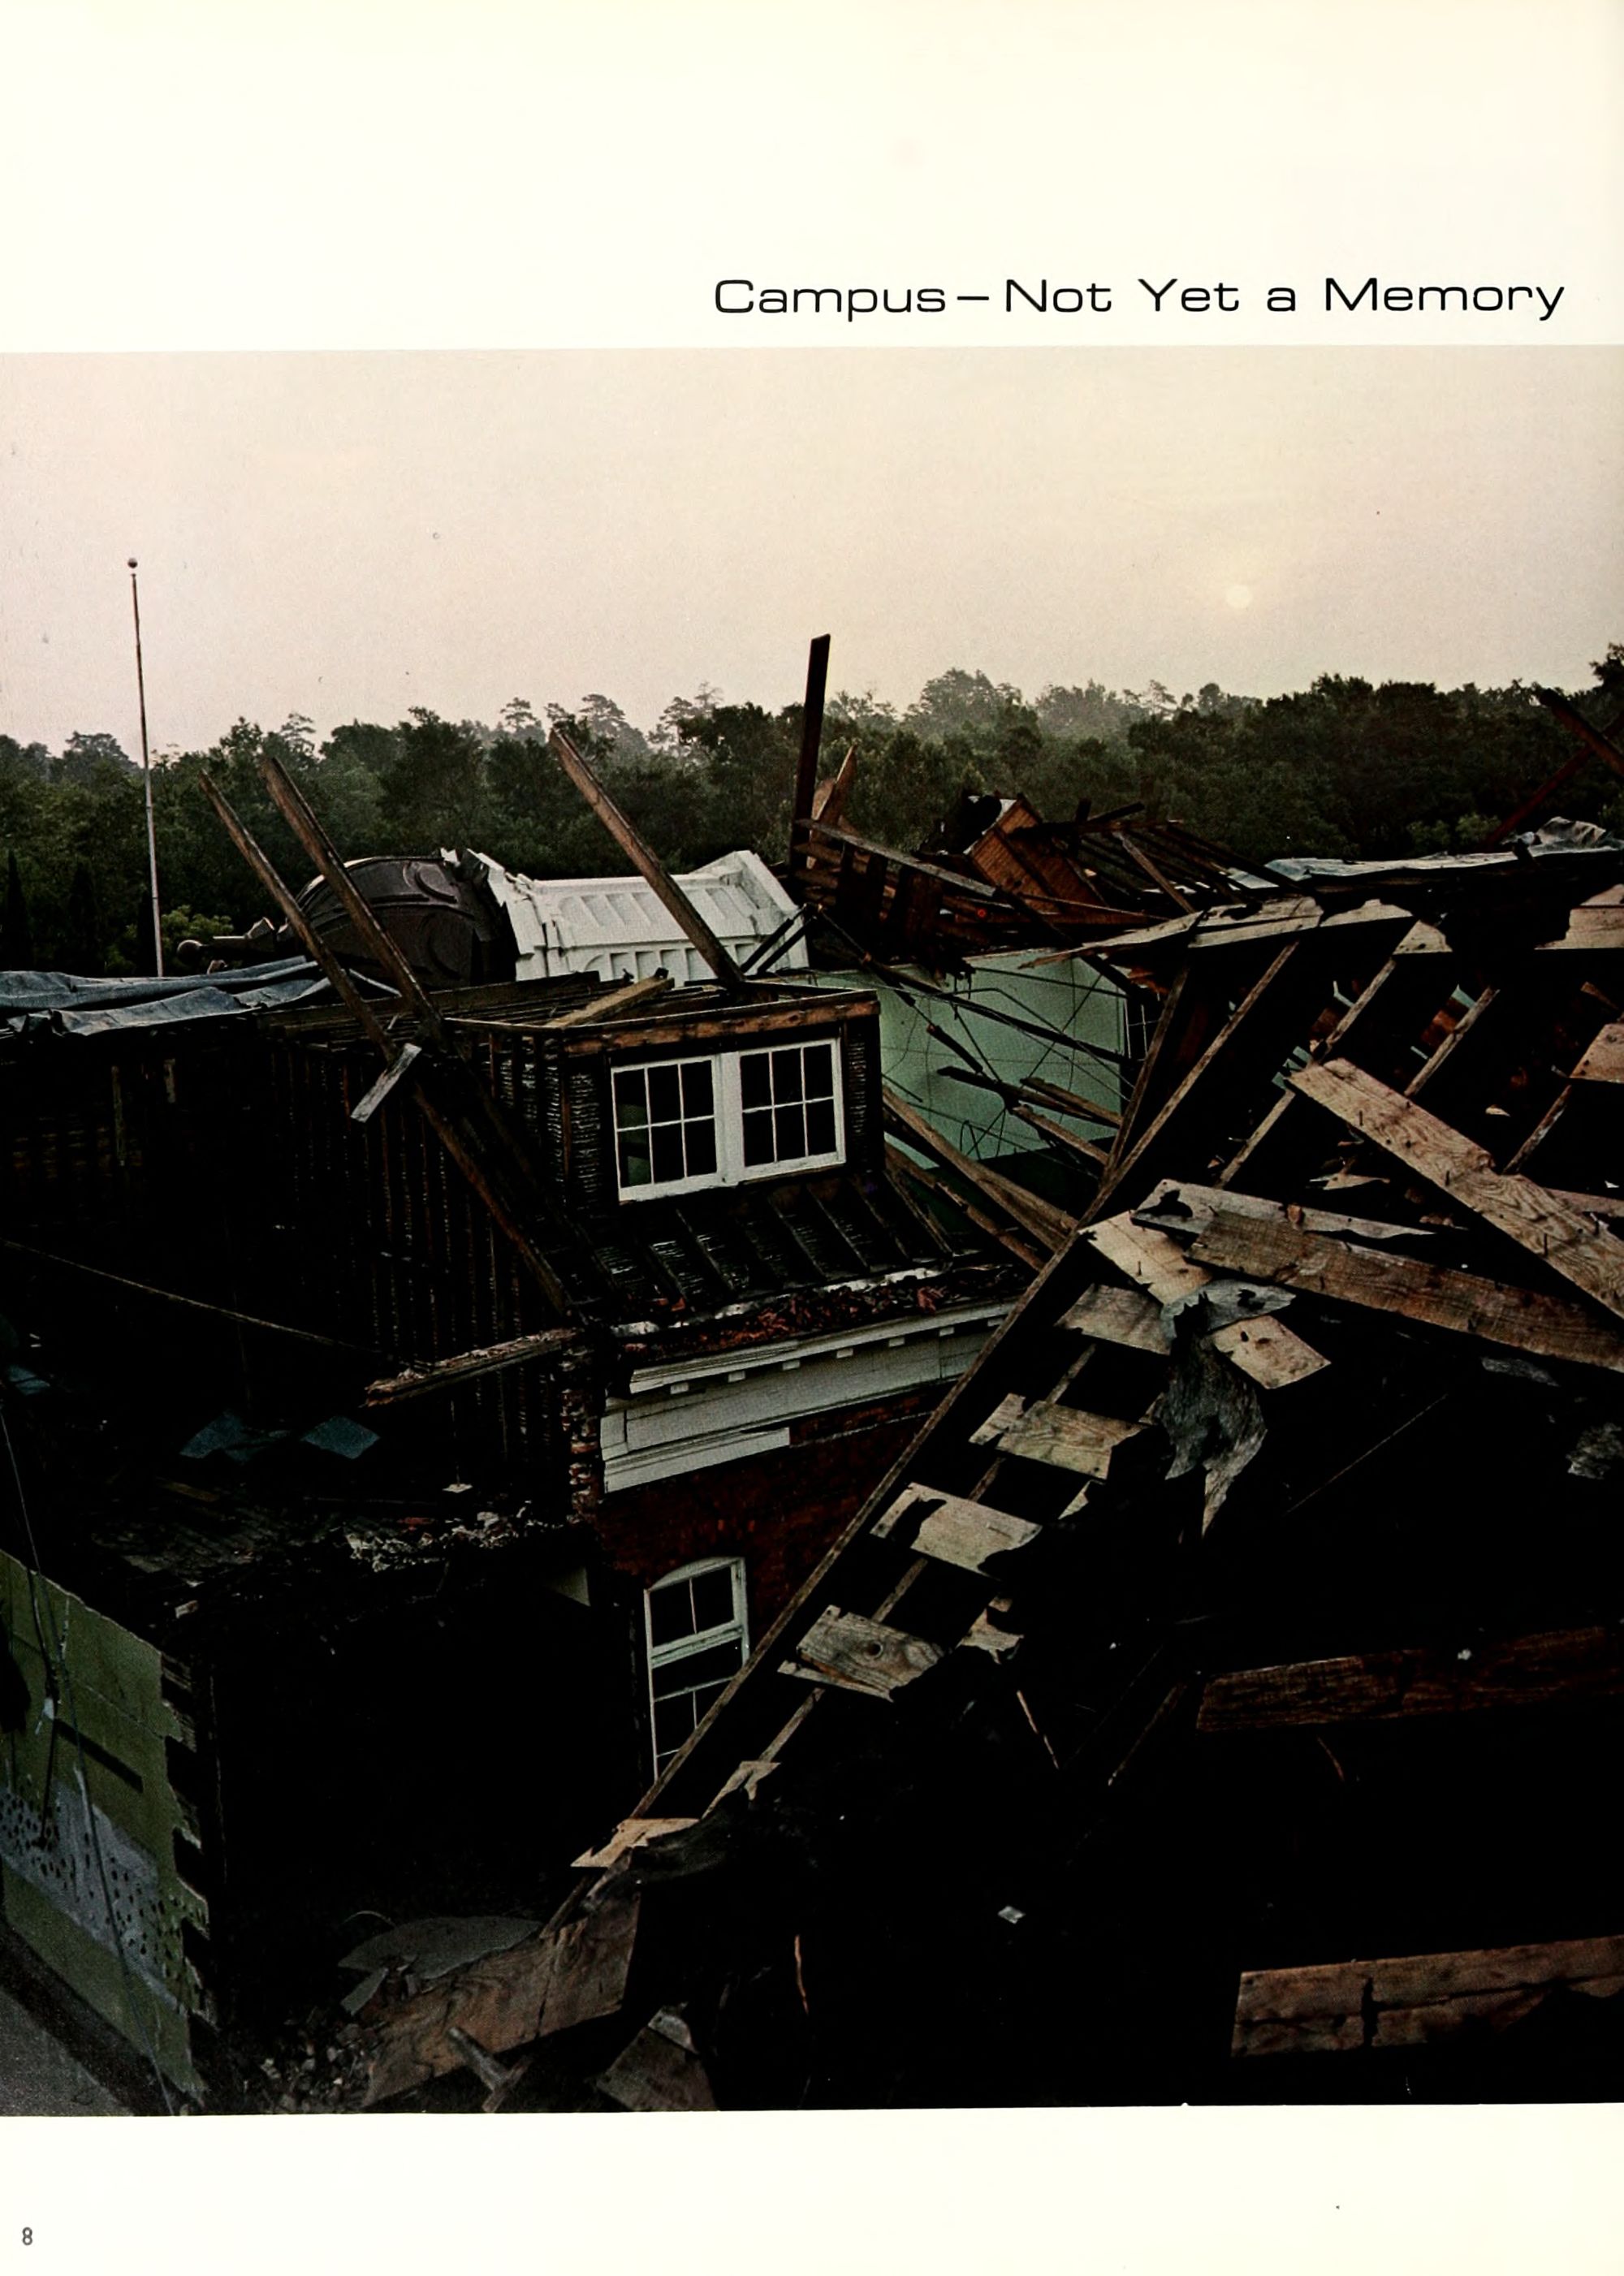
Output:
(613, 1039), (844, 1198)
(613, 1057), (719, 1192)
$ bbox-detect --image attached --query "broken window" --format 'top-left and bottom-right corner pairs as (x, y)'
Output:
(645, 1557), (749, 1774)
(612, 1043), (844, 1198)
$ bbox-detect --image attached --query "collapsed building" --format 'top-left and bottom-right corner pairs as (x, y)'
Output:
(354, 823), (1624, 2111)
(14, 641), (1622, 2112)
(0, 742), (1021, 2102)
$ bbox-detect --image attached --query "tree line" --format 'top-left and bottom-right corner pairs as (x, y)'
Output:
(2, 653), (1619, 975)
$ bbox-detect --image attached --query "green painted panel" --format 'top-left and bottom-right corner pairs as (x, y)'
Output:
(812, 954), (1125, 1164)
(0, 1548), (207, 2098)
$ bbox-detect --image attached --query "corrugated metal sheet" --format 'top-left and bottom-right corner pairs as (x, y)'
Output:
(465, 850), (806, 986)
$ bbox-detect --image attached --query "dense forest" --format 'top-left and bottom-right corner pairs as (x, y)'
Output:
(3, 651), (1620, 975)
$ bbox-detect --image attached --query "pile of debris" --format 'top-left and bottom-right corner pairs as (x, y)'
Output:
(355, 835), (1624, 2109)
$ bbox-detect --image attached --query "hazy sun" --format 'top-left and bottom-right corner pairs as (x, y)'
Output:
(1224, 583), (1255, 611)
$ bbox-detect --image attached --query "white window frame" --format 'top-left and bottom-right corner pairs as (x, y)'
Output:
(644, 1555), (749, 1776)
(612, 1039), (844, 1200)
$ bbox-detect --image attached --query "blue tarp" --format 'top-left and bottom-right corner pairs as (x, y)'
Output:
(0, 958), (330, 1037)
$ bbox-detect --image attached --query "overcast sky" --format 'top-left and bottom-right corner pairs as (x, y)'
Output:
(2, 347), (1619, 758)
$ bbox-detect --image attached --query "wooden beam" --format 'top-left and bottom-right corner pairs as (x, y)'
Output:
(1533, 685), (1624, 789)
(791, 633), (832, 844)
(970, 1393), (1146, 1480)
(1083, 1212), (1212, 1305)
(349, 1041), (423, 1125)
(549, 728), (748, 991)
(200, 767), (402, 1059)
(571, 1817), (698, 1872)
(870, 1483), (1043, 1574)
(1199, 1626), (1624, 1731)
(253, 748), (561, 1210)
(1010, 1102), (1110, 1165)
(1233, 1934), (1624, 2058)
(780, 1606), (943, 1698)
(1060, 1283), (1172, 1352)
(206, 767), (573, 1315)
(1092, 943), (1322, 1214)
(1289, 1056), (1624, 1324)
(1024, 1074), (1123, 1129)
(1205, 1313), (1328, 1388)
(1217, 922), (1457, 1192)
(363, 1326), (581, 1406)
(559, 998), (869, 1054)
(883, 1086), (1074, 1253)
(1570, 1021), (1624, 1083)
(1134, 1178), (1441, 1250)
(0, 1234), (384, 1358)
(810, 742), (857, 829)
(803, 822), (1011, 906)
(884, 1144), (1048, 1272)
(1482, 748), (1592, 848)
(1176, 1207), (1624, 1376)
(362, 1931), (561, 2105)
(542, 974), (672, 1028)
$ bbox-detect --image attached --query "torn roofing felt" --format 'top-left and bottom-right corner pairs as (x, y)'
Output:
(358, 848), (1624, 2110)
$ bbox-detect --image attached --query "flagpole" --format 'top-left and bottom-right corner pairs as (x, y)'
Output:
(127, 558), (164, 976)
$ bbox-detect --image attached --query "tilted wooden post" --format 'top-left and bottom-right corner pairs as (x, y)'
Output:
(548, 727), (749, 993)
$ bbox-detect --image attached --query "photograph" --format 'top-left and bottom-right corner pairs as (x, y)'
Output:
(2, 2), (1622, 2270)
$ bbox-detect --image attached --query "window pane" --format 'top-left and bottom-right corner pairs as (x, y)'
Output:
(681, 1060), (714, 1115)
(653, 1693), (696, 1758)
(647, 1064), (681, 1121)
(612, 1069), (647, 1128)
(647, 1577), (695, 1647)
(741, 1107), (775, 1166)
(689, 1566), (735, 1632)
(651, 1639), (745, 1696)
(775, 1103), (806, 1159)
(650, 1123), (685, 1182)
(806, 1099), (836, 1155)
(740, 1052), (771, 1109)
(803, 1043), (835, 1099)
(618, 1133), (652, 1186)
(773, 1049), (804, 1102)
(684, 1117), (717, 1177)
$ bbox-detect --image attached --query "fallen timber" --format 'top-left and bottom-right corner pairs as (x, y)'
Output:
(357, 842), (1624, 2110)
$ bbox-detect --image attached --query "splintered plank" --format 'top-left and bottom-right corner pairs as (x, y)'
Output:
(1136, 1177), (1440, 1248)
(871, 1482), (1042, 1573)
(1233, 1936), (1624, 2059)
(1084, 1212), (1328, 1377)
(1218, 922), (1456, 1190)
(977, 1397), (1146, 1479)
(1207, 1315), (1329, 1388)
(1571, 1021), (1624, 1083)
(1085, 1215), (1214, 1305)
(571, 1817), (699, 1872)
(884, 1086), (1073, 1254)
(1094, 942), (1317, 1209)
(1060, 1283), (1172, 1352)
(1290, 1056), (1624, 1323)
(363, 1886), (640, 2104)
(1182, 1209), (1624, 1375)
(597, 2007), (718, 2113)
(781, 1607), (944, 1699)
(1199, 1626), (1624, 1732)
